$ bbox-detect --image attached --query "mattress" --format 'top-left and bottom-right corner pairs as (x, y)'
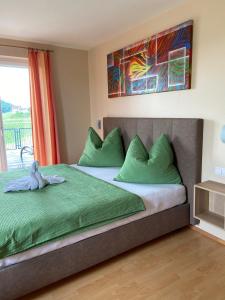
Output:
(0, 165), (186, 269)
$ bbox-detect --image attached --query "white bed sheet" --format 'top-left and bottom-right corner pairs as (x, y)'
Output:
(74, 165), (186, 213)
(0, 165), (186, 269)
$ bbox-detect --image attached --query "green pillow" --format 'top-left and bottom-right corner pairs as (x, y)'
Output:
(78, 127), (124, 167)
(115, 134), (181, 184)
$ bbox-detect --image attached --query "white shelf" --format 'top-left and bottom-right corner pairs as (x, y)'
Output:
(194, 181), (225, 240)
(195, 211), (224, 229)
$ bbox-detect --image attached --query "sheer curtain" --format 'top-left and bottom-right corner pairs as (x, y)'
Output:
(28, 49), (60, 166)
(0, 108), (7, 171)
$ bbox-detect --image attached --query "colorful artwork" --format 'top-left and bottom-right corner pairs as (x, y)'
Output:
(107, 20), (193, 98)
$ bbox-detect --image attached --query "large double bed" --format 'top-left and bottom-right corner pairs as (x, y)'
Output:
(0, 117), (203, 300)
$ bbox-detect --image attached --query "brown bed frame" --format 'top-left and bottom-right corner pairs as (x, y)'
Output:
(0, 117), (203, 300)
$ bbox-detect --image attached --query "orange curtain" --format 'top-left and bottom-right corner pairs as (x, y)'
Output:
(28, 49), (60, 166)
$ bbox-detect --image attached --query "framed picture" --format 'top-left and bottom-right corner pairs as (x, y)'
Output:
(107, 20), (193, 98)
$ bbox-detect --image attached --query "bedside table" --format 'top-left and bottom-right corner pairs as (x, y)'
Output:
(194, 181), (225, 240)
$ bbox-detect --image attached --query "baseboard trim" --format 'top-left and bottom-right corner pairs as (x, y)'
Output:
(189, 225), (225, 246)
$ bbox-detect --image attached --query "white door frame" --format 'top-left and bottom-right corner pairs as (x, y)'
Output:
(0, 101), (7, 171)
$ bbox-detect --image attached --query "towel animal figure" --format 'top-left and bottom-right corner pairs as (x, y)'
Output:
(4, 161), (65, 193)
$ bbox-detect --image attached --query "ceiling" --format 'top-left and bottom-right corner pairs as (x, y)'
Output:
(0, 0), (186, 50)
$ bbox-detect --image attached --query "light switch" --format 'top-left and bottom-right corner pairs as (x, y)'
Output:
(97, 120), (101, 130)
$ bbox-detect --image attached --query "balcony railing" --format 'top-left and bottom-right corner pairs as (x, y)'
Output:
(4, 128), (33, 150)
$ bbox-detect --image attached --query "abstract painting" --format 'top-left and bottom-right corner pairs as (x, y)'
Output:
(107, 20), (193, 98)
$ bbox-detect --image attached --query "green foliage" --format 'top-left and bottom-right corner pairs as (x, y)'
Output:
(2, 112), (32, 148)
(2, 112), (31, 129)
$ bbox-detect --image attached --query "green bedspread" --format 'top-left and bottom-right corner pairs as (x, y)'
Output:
(0, 164), (145, 259)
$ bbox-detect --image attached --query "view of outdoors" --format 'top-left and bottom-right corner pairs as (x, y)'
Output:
(0, 65), (33, 169)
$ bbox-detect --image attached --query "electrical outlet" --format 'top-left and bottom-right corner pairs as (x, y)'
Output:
(215, 167), (225, 177)
(215, 167), (222, 176)
(221, 168), (225, 177)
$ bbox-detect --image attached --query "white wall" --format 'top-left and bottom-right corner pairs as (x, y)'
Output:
(88, 0), (225, 183)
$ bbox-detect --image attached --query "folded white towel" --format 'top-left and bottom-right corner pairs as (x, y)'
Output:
(43, 175), (65, 185)
(4, 161), (65, 193)
(32, 161), (48, 189)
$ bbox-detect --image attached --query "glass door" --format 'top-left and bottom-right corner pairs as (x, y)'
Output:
(0, 103), (7, 171)
(0, 56), (34, 170)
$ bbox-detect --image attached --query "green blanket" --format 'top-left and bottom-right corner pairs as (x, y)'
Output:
(0, 164), (145, 259)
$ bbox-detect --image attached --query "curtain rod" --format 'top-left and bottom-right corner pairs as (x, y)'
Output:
(0, 44), (54, 52)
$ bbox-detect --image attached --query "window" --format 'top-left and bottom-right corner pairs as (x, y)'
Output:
(0, 56), (33, 170)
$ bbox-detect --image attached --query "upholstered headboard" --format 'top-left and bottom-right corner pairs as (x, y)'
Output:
(103, 117), (203, 225)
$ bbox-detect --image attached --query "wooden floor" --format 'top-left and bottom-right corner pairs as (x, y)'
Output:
(21, 228), (225, 300)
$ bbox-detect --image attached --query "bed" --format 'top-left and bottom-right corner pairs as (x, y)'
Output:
(0, 117), (203, 300)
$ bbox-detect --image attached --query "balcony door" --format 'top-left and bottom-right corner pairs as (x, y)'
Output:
(0, 107), (7, 171)
(0, 56), (34, 170)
